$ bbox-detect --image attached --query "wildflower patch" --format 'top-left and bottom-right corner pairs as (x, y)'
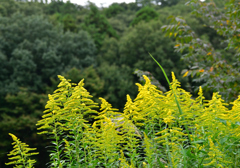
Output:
(6, 73), (240, 167)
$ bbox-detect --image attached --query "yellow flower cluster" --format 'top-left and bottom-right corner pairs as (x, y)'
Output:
(6, 133), (38, 168)
(6, 73), (240, 167)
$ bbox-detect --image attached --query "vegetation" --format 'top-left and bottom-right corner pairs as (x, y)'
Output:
(0, 0), (239, 167)
(162, 0), (240, 102)
(6, 69), (240, 167)
(6, 133), (39, 167)
(130, 6), (159, 26)
(82, 2), (119, 50)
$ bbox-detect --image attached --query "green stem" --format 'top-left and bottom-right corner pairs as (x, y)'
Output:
(19, 143), (27, 167)
(53, 123), (61, 168)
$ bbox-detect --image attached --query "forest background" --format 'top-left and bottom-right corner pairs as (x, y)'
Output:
(0, 0), (238, 167)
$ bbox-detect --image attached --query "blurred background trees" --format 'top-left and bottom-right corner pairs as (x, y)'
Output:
(130, 6), (159, 26)
(162, 0), (240, 101)
(0, 0), (235, 167)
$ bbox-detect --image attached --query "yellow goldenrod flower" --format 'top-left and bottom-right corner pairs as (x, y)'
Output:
(163, 110), (175, 125)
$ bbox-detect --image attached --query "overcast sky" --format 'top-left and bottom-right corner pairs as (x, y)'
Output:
(63, 0), (135, 7)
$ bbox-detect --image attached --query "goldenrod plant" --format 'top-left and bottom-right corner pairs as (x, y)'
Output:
(6, 133), (38, 168)
(36, 76), (98, 167)
(6, 63), (240, 167)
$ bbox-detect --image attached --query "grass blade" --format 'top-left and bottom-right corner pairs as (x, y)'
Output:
(149, 53), (183, 115)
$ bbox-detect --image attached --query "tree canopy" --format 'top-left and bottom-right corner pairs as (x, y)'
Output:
(82, 2), (119, 49)
(0, 13), (96, 95)
(130, 6), (159, 26)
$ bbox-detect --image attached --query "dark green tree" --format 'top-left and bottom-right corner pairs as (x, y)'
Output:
(96, 37), (138, 110)
(118, 2), (140, 11)
(62, 14), (77, 32)
(0, 13), (96, 94)
(45, 0), (80, 15)
(0, 0), (19, 16)
(108, 9), (136, 31)
(49, 13), (78, 32)
(104, 3), (124, 18)
(97, 37), (120, 65)
(119, 20), (189, 89)
(130, 6), (159, 26)
(83, 2), (119, 49)
(0, 0), (46, 16)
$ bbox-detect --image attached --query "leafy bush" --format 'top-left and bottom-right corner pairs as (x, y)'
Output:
(6, 68), (240, 167)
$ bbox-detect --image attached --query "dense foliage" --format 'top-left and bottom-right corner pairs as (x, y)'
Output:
(82, 2), (119, 49)
(130, 6), (159, 26)
(0, 13), (96, 94)
(0, 0), (238, 167)
(162, 0), (240, 102)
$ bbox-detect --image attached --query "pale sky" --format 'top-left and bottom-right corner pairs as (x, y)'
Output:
(63, 0), (135, 7)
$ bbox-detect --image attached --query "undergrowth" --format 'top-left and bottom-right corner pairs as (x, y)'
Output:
(6, 59), (240, 167)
